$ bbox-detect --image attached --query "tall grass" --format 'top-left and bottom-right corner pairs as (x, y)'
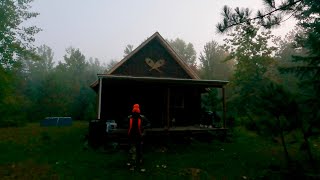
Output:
(0, 122), (318, 179)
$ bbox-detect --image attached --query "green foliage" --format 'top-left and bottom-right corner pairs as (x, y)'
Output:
(21, 45), (55, 120)
(0, 0), (41, 68)
(64, 47), (87, 77)
(224, 24), (277, 118)
(0, 0), (42, 126)
(0, 42), (107, 125)
(216, 0), (320, 130)
(198, 41), (234, 114)
(198, 40), (234, 80)
(217, 1), (320, 168)
(32, 47), (105, 120)
(258, 83), (298, 120)
(252, 82), (302, 139)
(221, 23), (302, 166)
(105, 59), (119, 72)
(216, 0), (304, 33)
(60, 48), (98, 120)
(123, 44), (134, 57)
(167, 38), (197, 68)
(0, 67), (11, 103)
(0, 65), (30, 126)
(201, 89), (219, 112)
(272, 29), (304, 92)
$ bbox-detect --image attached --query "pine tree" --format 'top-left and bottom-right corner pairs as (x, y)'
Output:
(216, 0), (320, 170)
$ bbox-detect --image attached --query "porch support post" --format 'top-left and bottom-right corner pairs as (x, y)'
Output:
(98, 77), (102, 120)
(222, 86), (226, 128)
(166, 88), (170, 129)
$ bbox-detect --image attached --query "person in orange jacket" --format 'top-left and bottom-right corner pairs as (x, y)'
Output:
(127, 104), (150, 171)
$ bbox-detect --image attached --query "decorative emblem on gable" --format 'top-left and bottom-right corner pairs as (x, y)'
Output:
(145, 58), (165, 72)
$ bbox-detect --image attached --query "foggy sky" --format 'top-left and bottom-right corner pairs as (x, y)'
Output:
(28, 0), (296, 65)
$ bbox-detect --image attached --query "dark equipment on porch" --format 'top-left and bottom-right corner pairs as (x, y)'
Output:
(200, 111), (222, 128)
(88, 120), (105, 148)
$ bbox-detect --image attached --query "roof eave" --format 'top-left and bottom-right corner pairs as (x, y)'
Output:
(96, 74), (228, 87)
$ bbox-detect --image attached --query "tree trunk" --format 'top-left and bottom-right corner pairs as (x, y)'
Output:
(277, 116), (290, 167)
(301, 127), (317, 172)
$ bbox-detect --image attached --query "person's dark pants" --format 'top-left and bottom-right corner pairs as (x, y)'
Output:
(128, 134), (143, 167)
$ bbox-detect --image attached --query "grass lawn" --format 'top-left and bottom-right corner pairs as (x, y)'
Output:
(0, 121), (319, 179)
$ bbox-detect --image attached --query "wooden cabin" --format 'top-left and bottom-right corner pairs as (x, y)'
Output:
(90, 32), (228, 135)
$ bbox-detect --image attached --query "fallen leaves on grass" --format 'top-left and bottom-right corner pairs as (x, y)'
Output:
(0, 160), (57, 180)
(180, 168), (204, 179)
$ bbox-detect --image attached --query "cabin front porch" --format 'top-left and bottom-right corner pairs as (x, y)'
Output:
(92, 75), (228, 128)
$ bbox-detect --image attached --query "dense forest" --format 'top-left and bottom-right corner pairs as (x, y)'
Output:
(0, 0), (319, 173)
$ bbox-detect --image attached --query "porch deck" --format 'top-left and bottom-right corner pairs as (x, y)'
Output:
(105, 126), (228, 146)
(88, 121), (228, 149)
(109, 126), (227, 135)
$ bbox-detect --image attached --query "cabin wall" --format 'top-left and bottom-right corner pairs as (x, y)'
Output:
(100, 81), (167, 128)
(100, 79), (202, 128)
(169, 87), (201, 126)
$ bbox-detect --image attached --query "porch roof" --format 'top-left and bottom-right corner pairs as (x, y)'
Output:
(90, 74), (228, 91)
